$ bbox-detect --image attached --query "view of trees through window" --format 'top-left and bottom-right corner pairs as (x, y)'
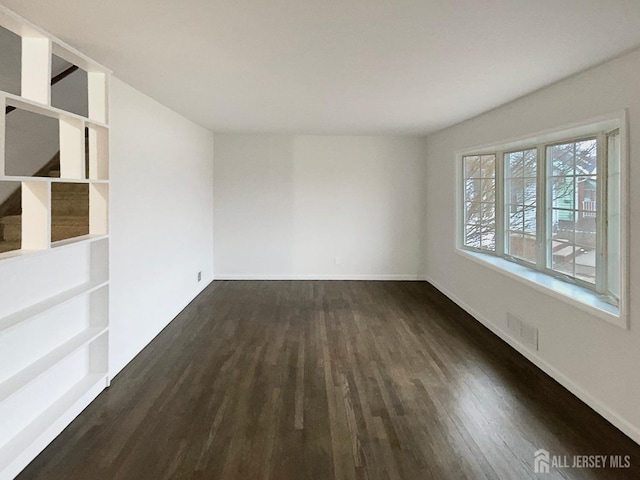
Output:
(461, 125), (621, 305)
(463, 154), (496, 251)
(462, 138), (600, 285)
(505, 149), (537, 263)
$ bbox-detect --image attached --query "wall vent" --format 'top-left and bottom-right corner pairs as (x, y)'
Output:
(506, 312), (539, 351)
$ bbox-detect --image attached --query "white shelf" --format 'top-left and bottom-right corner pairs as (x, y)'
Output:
(3, 92), (109, 129)
(51, 234), (108, 249)
(0, 248), (41, 262)
(0, 373), (107, 477)
(0, 7), (110, 479)
(0, 234), (108, 264)
(0, 280), (108, 333)
(0, 327), (107, 402)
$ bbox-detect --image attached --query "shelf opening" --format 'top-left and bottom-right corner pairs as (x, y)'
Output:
(0, 181), (22, 254)
(50, 55), (88, 118)
(86, 125), (108, 180)
(4, 104), (60, 178)
(50, 182), (89, 242)
(0, 25), (21, 96)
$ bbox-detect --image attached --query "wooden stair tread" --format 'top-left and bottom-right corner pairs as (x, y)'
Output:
(51, 192), (89, 198)
(0, 215), (21, 225)
(52, 184), (89, 193)
(2, 214), (88, 221)
(51, 217), (90, 226)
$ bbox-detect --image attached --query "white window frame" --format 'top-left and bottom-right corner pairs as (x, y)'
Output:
(455, 112), (629, 328)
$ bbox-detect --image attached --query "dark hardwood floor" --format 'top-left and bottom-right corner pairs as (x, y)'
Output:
(18, 281), (640, 479)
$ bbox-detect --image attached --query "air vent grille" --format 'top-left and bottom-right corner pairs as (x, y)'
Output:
(506, 312), (539, 350)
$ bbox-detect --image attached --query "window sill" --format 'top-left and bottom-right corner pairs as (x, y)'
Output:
(455, 248), (627, 329)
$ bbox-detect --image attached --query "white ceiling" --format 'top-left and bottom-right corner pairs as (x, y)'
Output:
(3, 0), (640, 134)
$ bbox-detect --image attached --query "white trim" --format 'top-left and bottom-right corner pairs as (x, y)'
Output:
(454, 111), (624, 157)
(214, 274), (422, 281)
(423, 274), (640, 447)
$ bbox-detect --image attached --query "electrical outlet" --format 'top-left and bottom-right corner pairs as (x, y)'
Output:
(335, 256), (341, 265)
(197, 271), (202, 282)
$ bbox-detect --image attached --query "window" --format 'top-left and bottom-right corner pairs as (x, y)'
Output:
(505, 148), (537, 264)
(459, 119), (624, 311)
(463, 154), (496, 251)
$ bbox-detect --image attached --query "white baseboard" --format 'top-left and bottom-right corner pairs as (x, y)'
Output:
(214, 274), (422, 281)
(423, 275), (640, 446)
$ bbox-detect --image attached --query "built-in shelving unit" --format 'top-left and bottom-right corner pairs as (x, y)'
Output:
(0, 6), (111, 480)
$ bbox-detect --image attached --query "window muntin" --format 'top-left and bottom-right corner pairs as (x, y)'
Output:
(460, 128), (620, 306)
(463, 154), (496, 251)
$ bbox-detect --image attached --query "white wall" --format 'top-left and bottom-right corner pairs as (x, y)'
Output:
(213, 134), (427, 279)
(424, 48), (640, 444)
(109, 77), (214, 377)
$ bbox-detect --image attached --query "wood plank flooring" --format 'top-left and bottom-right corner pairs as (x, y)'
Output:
(17, 281), (640, 479)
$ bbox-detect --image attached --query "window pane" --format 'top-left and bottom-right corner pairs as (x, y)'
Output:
(549, 142), (575, 176)
(481, 226), (496, 250)
(463, 154), (496, 252)
(465, 202), (481, 224)
(507, 178), (524, 204)
(504, 149), (538, 261)
(524, 178), (537, 206)
(576, 139), (597, 174)
(465, 224), (481, 248)
(508, 205), (524, 232)
(481, 203), (496, 251)
(481, 155), (496, 178)
(464, 155), (481, 178)
(523, 235), (537, 264)
(481, 178), (495, 202)
(524, 207), (536, 234)
(575, 246), (596, 284)
(465, 179), (481, 202)
(551, 209), (576, 243)
(507, 232), (524, 257)
(506, 151), (523, 178)
(523, 149), (537, 177)
(551, 177), (574, 209)
(576, 214), (596, 248)
(482, 202), (495, 222)
(547, 139), (598, 285)
(551, 241), (575, 277)
(577, 175), (597, 213)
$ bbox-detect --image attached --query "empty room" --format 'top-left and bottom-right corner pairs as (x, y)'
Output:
(0, 1), (639, 479)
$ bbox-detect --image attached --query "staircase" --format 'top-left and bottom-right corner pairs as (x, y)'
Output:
(0, 165), (89, 254)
